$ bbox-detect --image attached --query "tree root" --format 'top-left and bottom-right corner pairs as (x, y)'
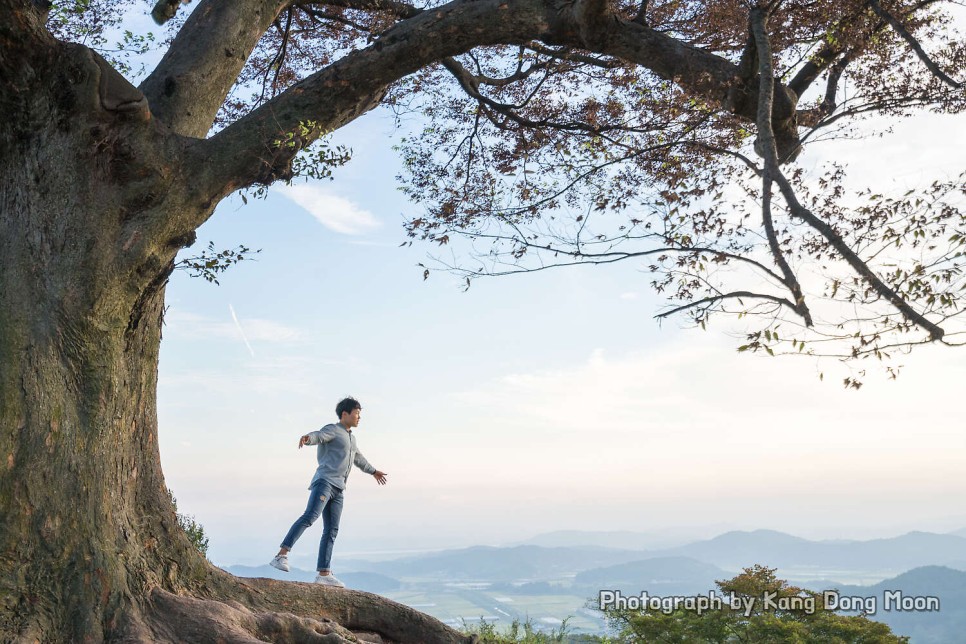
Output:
(125, 566), (476, 644)
(140, 589), (357, 643)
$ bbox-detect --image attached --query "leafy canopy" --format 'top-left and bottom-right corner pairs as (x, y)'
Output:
(52, 0), (966, 381)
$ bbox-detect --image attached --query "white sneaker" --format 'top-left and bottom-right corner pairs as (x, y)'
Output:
(314, 573), (345, 587)
(269, 554), (290, 572)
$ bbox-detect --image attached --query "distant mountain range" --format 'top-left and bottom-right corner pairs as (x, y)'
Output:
(339, 544), (648, 581)
(320, 529), (966, 583)
(829, 566), (966, 644)
(573, 556), (730, 596)
(639, 529), (966, 574)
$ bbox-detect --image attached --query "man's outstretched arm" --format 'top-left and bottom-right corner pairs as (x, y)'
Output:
(297, 427), (336, 448)
(354, 451), (388, 485)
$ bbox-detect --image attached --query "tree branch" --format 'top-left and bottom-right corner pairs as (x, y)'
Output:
(140, 0), (288, 137)
(300, 0), (422, 19)
(748, 6), (813, 326)
(539, 0), (802, 157)
(451, 49), (552, 88)
(750, 5), (946, 342)
(655, 291), (797, 319)
(442, 56), (614, 134)
(788, 42), (841, 98)
(785, 0), (877, 99)
(762, 174), (813, 325)
(790, 0), (948, 125)
(819, 51), (853, 112)
(633, 0), (648, 25)
(262, 7), (294, 101)
(185, 0), (552, 215)
(868, 0), (962, 89)
(432, 237), (790, 290)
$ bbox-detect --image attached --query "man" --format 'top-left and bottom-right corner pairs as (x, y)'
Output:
(269, 397), (388, 587)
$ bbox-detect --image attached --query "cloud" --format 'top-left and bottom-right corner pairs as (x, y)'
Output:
(804, 112), (966, 190)
(275, 184), (380, 234)
(159, 351), (371, 397)
(164, 310), (303, 343)
(160, 355), (320, 395)
(449, 333), (966, 497)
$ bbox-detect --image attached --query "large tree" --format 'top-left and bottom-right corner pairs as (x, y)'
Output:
(0, 0), (962, 641)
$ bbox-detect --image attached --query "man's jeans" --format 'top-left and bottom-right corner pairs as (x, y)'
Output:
(280, 478), (344, 573)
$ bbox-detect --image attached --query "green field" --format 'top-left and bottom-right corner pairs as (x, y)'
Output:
(384, 587), (606, 634)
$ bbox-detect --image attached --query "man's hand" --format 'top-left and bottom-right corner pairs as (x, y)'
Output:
(373, 470), (388, 485)
(298, 435), (311, 449)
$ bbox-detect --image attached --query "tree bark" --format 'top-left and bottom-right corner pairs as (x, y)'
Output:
(0, 8), (470, 642)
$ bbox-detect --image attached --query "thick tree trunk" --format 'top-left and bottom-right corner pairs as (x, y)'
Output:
(0, 6), (468, 643)
(1, 18), (180, 640)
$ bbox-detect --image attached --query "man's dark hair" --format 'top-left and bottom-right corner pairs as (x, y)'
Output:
(336, 397), (361, 418)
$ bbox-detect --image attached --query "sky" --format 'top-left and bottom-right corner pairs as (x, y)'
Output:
(149, 12), (966, 570)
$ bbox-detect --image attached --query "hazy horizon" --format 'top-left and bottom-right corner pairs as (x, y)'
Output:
(206, 510), (966, 569)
